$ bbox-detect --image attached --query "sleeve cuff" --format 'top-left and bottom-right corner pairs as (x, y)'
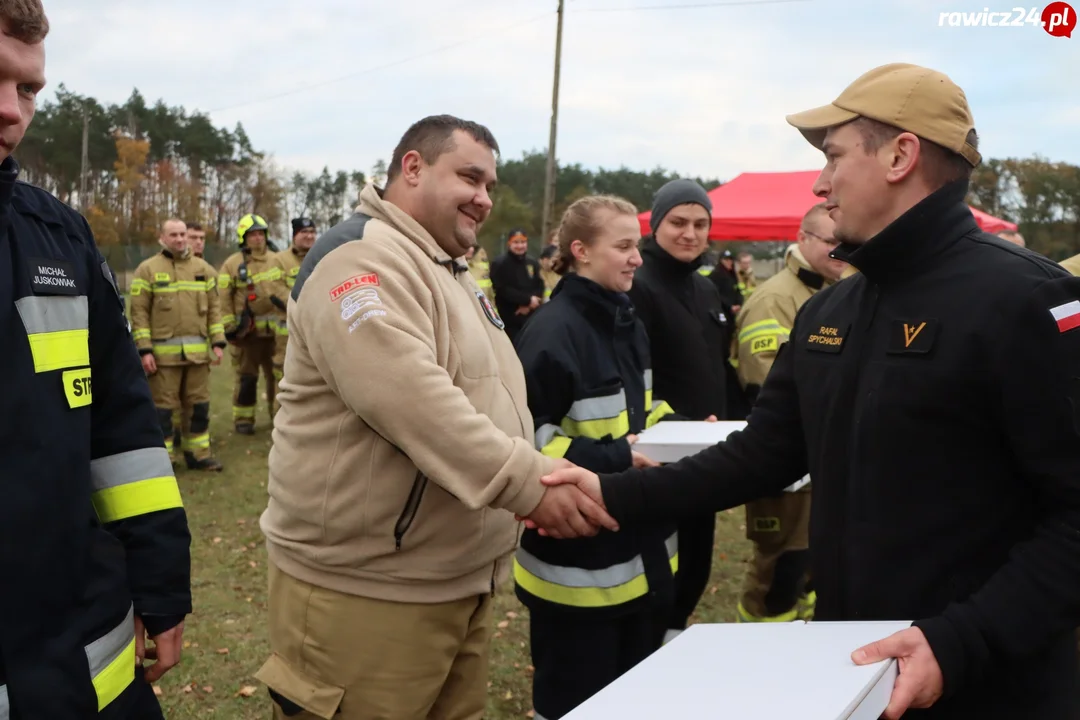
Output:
(138, 348), (154, 356)
(139, 613), (186, 637)
(911, 615), (971, 701)
(212, 341), (227, 349)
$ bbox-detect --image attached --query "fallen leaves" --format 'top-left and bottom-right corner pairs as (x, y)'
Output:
(152, 685), (163, 697)
(497, 620), (510, 629)
(216, 647), (230, 655)
(212, 537), (222, 544)
(202, 686), (214, 694)
(237, 685), (258, 698)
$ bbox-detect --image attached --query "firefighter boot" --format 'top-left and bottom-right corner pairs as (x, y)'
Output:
(184, 401), (223, 472)
(233, 373), (258, 434)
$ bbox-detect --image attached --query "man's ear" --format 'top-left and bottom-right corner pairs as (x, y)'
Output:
(884, 132), (921, 184)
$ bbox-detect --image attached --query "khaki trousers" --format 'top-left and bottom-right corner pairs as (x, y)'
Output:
(148, 363), (212, 460)
(257, 562), (493, 720)
(739, 488), (812, 619)
(231, 336), (278, 428)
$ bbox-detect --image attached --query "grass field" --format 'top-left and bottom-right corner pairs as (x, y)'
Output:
(155, 363), (753, 719)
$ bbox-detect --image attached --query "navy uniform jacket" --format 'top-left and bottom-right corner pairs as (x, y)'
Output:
(0, 157), (191, 718)
(513, 273), (678, 619)
(600, 180), (1080, 718)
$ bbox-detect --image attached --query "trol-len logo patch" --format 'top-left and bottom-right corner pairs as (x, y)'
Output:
(329, 273), (379, 301)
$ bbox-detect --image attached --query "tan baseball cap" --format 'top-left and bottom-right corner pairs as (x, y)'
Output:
(786, 63), (981, 167)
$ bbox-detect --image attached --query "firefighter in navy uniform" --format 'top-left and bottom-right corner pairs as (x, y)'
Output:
(0, 6), (190, 718)
(513, 196), (678, 720)
(537, 64), (1080, 719)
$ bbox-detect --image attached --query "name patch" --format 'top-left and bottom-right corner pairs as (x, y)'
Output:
(330, 273), (379, 302)
(29, 257), (78, 295)
(63, 367), (93, 408)
(888, 319), (938, 354)
(806, 324), (848, 353)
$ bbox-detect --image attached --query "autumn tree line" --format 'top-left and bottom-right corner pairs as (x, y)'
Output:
(19, 85), (1080, 279)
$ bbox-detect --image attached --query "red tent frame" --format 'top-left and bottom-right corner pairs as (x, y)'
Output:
(638, 170), (1017, 240)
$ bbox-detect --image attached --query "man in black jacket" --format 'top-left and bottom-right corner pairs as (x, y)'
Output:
(490, 228), (544, 342)
(628, 179), (743, 643)
(531, 63), (1080, 719)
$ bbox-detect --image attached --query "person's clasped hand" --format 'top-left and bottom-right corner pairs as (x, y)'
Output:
(851, 626), (944, 719)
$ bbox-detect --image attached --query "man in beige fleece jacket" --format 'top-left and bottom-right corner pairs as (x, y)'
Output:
(255, 115), (617, 720)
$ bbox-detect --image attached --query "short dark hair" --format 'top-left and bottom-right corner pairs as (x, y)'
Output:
(186, 222), (203, 232)
(0, 0), (48, 44)
(851, 117), (977, 189)
(387, 115), (499, 184)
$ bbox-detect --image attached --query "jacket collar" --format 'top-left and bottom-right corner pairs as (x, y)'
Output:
(160, 248), (191, 261)
(291, 245), (308, 259)
(831, 179), (978, 285)
(785, 245), (826, 291)
(641, 236), (703, 278)
(245, 245), (269, 259)
(0, 156), (18, 215)
(552, 272), (635, 328)
(358, 184), (468, 274)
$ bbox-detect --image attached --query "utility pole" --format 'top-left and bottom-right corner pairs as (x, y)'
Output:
(540, 0), (564, 247)
(79, 105), (89, 211)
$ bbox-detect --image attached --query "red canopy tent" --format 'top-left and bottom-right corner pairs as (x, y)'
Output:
(637, 170), (1017, 240)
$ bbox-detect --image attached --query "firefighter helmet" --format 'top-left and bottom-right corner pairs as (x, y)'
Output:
(236, 214), (269, 246)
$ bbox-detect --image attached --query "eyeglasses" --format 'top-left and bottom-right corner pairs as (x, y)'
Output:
(802, 230), (839, 246)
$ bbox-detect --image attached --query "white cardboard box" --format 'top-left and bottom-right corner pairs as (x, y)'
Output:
(635, 421), (810, 492)
(563, 621), (912, 720)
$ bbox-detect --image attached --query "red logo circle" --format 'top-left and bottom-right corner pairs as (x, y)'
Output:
(1042, 2), (1076, 36)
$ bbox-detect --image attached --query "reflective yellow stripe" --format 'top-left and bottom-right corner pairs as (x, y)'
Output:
(129, 278), (152, 295)
(646, 399), (675, 429)
(131, 328), (151, 340)
(17, 295), (91, 373)
(27, 329), (90, 373)
(182, 433), (211, 451)
(737, 601), (799, 623)
(92, 477), (183, 523)
(541, 436), (572, 458)
(560, 391), (630, 439)
(478, 278), (493, 288)
(221, 314), (236, 326)
(90, 448), (182, 522)
(738, 318), (786, 343)
(209, 323), (224, 336)
(218, 274), (232, 290)
(252, 268), (282, 283)
(63, 368), (93, 409)
(85, 605), (137, 711)
(233, 406), (256, 420)
(513, 533), (678, 608)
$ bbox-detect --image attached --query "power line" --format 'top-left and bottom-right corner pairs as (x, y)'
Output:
(208, 10), (554, 115)
(574, 0), (812, 12)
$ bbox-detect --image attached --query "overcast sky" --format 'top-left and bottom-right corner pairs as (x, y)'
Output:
(39, 0), (1080, 183)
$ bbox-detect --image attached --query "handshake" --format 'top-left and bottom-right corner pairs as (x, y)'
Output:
(517, 433), (664, 539)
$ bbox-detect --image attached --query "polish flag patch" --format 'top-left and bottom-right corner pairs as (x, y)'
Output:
(1050, 300), (1080, 333)
(329, 273), (379, 302)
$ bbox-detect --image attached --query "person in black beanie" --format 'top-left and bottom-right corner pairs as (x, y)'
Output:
(490, 227), (545, 342)
(628, 179), (748, 642)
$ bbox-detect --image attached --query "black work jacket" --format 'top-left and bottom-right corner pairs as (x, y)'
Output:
(601, 180), (1080, 717)
(0, 157), (191, 718)
(628, 239), (739, 420)
(513, 274), (678, 618)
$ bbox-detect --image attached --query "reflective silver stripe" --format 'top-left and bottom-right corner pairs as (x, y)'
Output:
(516, 533), (677, 589)
(0, 606), (134, 719)
(86, 605), (135, 677)
(644, 368), (652, 390)
(91, 447), (174, 492)
(153, 335), (206, 346)
(15, 295), (89, 333)
(566, 390), (626, 422)
(535, 423), (565, 450)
